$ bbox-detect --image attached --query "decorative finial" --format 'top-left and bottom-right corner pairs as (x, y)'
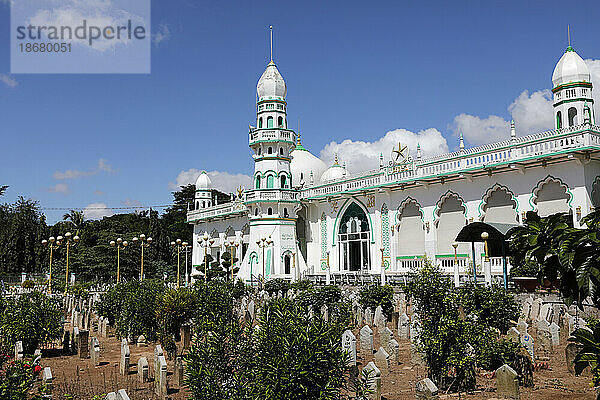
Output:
(459, 132), (465, 151)
(297, 134), (301, 146)
(416, 143), (422, 161)
(269, 25), (273, 62)
(568, 24), (571, 47)
(334, 153), (339, 165)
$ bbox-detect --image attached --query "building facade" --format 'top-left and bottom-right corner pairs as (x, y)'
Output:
(187, 43), (600, 284)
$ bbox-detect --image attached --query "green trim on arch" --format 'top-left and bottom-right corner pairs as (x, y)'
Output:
(553, 98), (595, 107)
(435, 254), (468, 259)
(331, 197), (375, 246)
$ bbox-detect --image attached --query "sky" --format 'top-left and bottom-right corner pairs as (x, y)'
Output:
(1, 0), (600, 223)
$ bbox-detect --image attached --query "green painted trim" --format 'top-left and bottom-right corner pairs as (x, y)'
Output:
(331, 197), (375, 246)
(255, 156), (291, 162)
(433, 190), (467, 222)
(245, 200), (300, 204)
(552, 81), (593, 93)
(396, 255), (424, 260)
(257, 98), (287, 105)
(249, 220), (296, 226)
(479, 183), (516, 220)
(553, 98), (595, 107)
(436, 254), (468, 259)
(529, 175), (573, 211)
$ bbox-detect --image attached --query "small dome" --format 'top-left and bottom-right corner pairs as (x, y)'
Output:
(290, 138), (327, 186)
(257, 61), (287, 100)
(320, 156), (346, 183)
(195, 171), (212, 190)
(552, 46), (591, 88)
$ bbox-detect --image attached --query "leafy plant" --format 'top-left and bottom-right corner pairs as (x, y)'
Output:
(0, 356), (43, 400)
(157, 287), (198, 344)
(264, 278), (290, 295)
(20, 280), (34, 289)
(459, 283), (519, 333)
(570, 326), (600, 385)
(358, 285), (394, 321)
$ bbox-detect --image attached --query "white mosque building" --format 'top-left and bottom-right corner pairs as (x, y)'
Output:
(187, 42), (600, 285)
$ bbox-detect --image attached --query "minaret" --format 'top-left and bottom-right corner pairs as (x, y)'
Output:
(459, 132), (465, 153)
(510, 120), (517, 143)
(243, 26), (299, 282)
(551, 41), (594, 128)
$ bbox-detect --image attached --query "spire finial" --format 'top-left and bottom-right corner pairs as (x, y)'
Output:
(568, 24), (571, 47)
(459, 132), (465, 151)
(334, 153), (339, 165)
(269, 25), (273, 62)
(297, 133), (301, 146)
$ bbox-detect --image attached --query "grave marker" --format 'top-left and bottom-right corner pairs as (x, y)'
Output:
(341, 330), (357, 366)
(496, 364), (519, 399)
(138, 357), (149, 383)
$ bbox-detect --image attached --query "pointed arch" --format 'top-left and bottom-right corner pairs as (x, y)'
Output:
(332, 197), (374, 246)
(397, 197), (424, 223)
(435, 191), (467, 255)
(337, 202), (372, 272)
(434, 191), (466, 221)
(530, 175), (573, 217)
(210, 228), (219, 238)
(396, 197), (425, 258)
(224, 226), (235, 238)
(479, 183), (518, 223)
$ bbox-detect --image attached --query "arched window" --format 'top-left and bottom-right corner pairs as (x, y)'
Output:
(259, 117), (263, 128)
(279, 147), (284, 156)
(254, 208), (259, 216)
(267, 116), (273, 128)
(257, 148), (262, 155)
(196, 201), (199, 209)
(284, 255), (291, 274)
(255, 176), (261, 189)
(278, 116), (283, 127)
(268, 147), (273, 154)
(267, 175), (274, 188)
(283, 207), (289, 218)
(280, 175), (287, 188)
(338, 203), (371, 272)
(556, 111), (562, 129)
(268, 207), (273, 215)
(568, 107), (577, 126)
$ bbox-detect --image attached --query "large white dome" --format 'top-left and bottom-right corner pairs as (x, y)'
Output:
(290, 140), (327, 186)
(552, 46), (591, 88)
(257, 61), (287, 100)
(320, 157), (346, 183)
(195, 171), (212, 190)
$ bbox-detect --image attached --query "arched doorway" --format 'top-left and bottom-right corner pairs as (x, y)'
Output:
(283, 254), (291, 274)
(436, 192), (467, 255)
(338, 203), (371, 272)
(397, 199), (425, 258)
(482, 185), (518, 224)
(533, 177), (571, 217)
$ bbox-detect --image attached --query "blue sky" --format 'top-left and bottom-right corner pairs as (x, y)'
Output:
(1, 0), (600, 223)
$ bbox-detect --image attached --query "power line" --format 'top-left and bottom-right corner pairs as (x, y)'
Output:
(40, 204), (177, 211)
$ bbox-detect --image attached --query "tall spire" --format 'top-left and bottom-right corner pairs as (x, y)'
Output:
(459, 132), (465, 152)
(269, 25), (273, 62)
(510, 120), (516, 142)
(416, 143), (422, 162)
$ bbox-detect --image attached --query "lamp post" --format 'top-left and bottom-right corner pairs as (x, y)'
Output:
(256, 236), (273, 285)
(452, 242), (459, 288)
(181, 241), (191, 286)
(292, 251), (297, 281)
(326, 250), (331, 285)
(132, 234), (152, 282)
(42, 236), (62, 295)
(227, 240), (239, 281)
(62, 232), (79, 294)
(198, 233), (215, 284)
(380, 248), (386, 286)
(110, 238), (128, 284)
(481, 231), (491, 286)
(171, 239), (187, 288)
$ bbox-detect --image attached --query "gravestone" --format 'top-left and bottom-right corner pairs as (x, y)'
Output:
(380, 327), (393, 353)
(138, 357), (149, 383)
(362, 362), (381, 400)
(116, 389), (130, 400)
(62, 330), (70, 353)
(507, 327), (520, 342)
(120, 343), (130, 375)
(565, 342), (583, 374)
(174, 357), (185, 386)
(154, 345), (164, 380)
(374, 347), (389, 374)
(520, 334), (534, 361)
(155, 355), (168, 398)
(540, 304), (553, 323)
(181, 324), (191, 349)
(321, 305), (329, 321)
(411, 343), (425, 366)
(530, 298), (542, 321)
(537, 322), (552, 354)
(72, 327), (80, 355)
(388, 339), (399, 363)
(42, 367), (53, 390)
(247, 300), (255, 320)
(364, 307), (373, 325)
(537, 319), (549, 333)
(496, 364), (519, 399)
(519, 302), (530, 323)
(90, 337), (100, 366)
(360, 325), (374, 353)
(568, 317), (587, 335)
(549, 322), (560, 346)
(416, 377), (439, 399)
(78, 330), (89, 358)
(137, 335), (147, 347)
(398, 313), (410, 339)
(14, 341), (23, 360)
(516, 320), (528, 336)
(374, 306), (386, 330)
(341, 330), (357, 366)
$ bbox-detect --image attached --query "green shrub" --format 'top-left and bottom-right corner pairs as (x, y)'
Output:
(66, 282), (90, 299)
(509, 260), (541, 278)
(0, 356), (43, 400)
(0, 292), (62, 354)
(264, 278), (290, 295)
(290, 279), (313, 292)
(157, 287), (198, 343)
(20, 280), (34, 289)
(358, 284), (394, 321)
(459, 283), (519, 334)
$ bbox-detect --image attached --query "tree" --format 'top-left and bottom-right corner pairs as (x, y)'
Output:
(0, 186), (7, 196)
(62, 210), (85, 233)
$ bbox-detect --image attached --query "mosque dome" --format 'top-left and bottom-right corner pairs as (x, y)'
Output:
(552, 46), (591, 88)
(320, 156), (346, 183)
(257, 61), (287, 100)
(195, 171), (212, 190)
(290, 138), (327, 186)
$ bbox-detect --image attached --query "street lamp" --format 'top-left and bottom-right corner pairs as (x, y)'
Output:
(227, 239), (239, 281)
(181, 241), (191, 286)
(198, 233), (215, 284)
(63, 232), (80, 294)
(132, 234), (152, 281)
(481, 232), (490, 262)
(42, 235), (62, 295)
(171, 239), (187, 288)
(452, 242), (459, 288)
(256, 236), (273, 285)
(109, 238), (128, 284)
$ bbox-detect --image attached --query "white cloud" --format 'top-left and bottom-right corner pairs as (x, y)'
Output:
(153, 23), (170, 46)
(0, 74), (18, 88)
(170, 169), (253, 194)
(452, 114), (509, 146)
(48, 183), (69, 193)
(83, 202), (114, 220)
(122, 198), (142, 208)
(93, 189), (105, 196)
(318, 128), (449, 173)
(53, 158), (116, 180)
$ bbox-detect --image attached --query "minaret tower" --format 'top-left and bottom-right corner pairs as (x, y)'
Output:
(552, 36), (594, 128)
(243, 26), (299, 282)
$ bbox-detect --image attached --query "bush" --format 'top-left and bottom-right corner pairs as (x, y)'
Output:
(157, 287), (198, 343)
(0, 356), (44, 400)
(291, 279), (313, 292)
(358, 284), (394, 321)
(66, 282), (90, 299)
(264, 278), (290, 295)
(0, 292), (62, 354)
(509, 260), (540, 278)
(20, 280), (34, 289)
(459, 283), (519, 334)
(96, 280), (165, 341)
